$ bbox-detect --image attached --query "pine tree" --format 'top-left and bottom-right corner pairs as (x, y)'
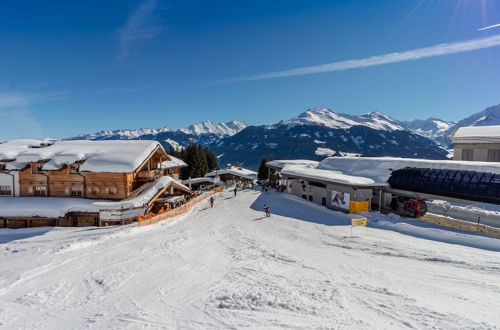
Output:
(168, 143), (218, 180)
(257, 158), (269, 180)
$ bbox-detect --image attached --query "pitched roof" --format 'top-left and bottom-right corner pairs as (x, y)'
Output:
(453, 125), (500, 144)
(4, 140), (164, 173)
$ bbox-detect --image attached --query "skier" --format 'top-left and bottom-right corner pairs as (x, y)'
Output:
(263, 203), (270, 217)
(234, 187), (237, 197)
(209, 196), (215, 208)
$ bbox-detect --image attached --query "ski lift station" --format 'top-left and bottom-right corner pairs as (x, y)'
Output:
(267, 157), (500, 216)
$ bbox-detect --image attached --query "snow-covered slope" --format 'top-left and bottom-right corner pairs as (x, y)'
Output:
(0, 189), (499, 329)
(279, 108), (406, 131)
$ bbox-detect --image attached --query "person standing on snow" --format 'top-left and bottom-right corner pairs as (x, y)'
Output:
(234, 187), (237, 197)
(209, 196), (215, 208)
(263, 203), (270, 217)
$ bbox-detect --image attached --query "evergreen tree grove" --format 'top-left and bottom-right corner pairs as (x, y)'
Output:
(169, 144), (219, 180)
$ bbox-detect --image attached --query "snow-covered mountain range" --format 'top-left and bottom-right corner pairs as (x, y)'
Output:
(280, 109), (406, 131)
(402, 118), (455, 146)
(69, 120), (248, 141)
(211, 108), (449, 168)
(66, 103), (500, 168)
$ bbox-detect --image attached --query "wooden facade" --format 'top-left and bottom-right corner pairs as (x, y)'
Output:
(14, 146), (178, 200)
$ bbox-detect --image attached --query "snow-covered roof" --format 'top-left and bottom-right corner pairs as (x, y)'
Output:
(9, 140), (163, 173)
(452, 125), (500, 144)
(281, 164), (380, 187)
(0, 176), (190, 218)
(181, 177), (217, 185)
(205, 166), (257, 180)
(318, 156), (500, 184)
(266, 159), (320, 170)
(0, 139), (54, 161)
(160, 155), (187, 169)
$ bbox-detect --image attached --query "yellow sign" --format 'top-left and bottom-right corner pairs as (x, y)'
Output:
(351, 217), (367, 227)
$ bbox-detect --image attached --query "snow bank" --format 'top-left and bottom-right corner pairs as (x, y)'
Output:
(281, 164), (379, 186)
(318, 156), (500, 184)
(428, 200), (500, 228)
(14, 140), (161, 173)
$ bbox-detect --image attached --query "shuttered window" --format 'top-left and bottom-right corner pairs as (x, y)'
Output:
(487, 150), (500, 162)
(462, 149), (474, 161)
(0, 185), (11, 196)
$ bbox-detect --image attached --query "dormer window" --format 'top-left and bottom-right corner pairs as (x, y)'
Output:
(70, 164), (80, 174)
(32, 164), (44, 174)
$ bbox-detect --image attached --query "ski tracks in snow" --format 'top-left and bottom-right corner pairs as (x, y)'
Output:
(0, 189), (499, 329)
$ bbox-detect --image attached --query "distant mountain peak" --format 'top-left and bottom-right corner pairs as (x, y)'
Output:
(279, 108), (404, 131)
(179, 120), (248, 137)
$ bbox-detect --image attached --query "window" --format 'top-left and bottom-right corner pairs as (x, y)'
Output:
(88, 186), (100, 195)
(462, 149), (474, 161)
(71, 186), (83, 197)
(32, 164), (44, 174)
(106, 187), (118, 195)
(0, 163), (5, 171)
(309, 181), (326, 188)
(322, 197), (326, 206)
(34, 186), (47, 197)
(0, 185), (11, 196)
(69, 164), (80, 173)
(308, 195), (313, 201)
(487, 150), (500, 162)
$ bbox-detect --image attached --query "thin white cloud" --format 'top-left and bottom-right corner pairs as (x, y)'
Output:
(117, 0), (163, 61)
(0, 91), (68, 109)
(0, 92), (66, 139)
(223, 34), (500, 82)
(478, 23), (500, 31)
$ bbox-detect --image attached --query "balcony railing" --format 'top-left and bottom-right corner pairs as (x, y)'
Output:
(137, 169), (162, 180)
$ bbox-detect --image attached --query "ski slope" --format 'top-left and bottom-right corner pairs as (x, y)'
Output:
(0, 189), (499, 329)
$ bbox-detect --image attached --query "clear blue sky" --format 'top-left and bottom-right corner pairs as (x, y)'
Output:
(1, 0), (500, 139)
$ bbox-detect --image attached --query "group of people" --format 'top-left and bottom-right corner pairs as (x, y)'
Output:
(259, 181), (286, 193)
(208, 184), (271, 217)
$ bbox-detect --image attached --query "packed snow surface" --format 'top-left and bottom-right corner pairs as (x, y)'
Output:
(12, 140), (161, 173)
(318, 156), (500, 184)
(0, 189), (499, 329)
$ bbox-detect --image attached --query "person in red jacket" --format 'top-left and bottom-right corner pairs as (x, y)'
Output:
(263, 203), (270, 217)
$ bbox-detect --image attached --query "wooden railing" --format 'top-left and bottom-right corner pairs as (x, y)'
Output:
(137, 187), (222, 227)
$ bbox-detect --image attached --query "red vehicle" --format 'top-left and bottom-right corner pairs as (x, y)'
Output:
(403, 199), (427, 219)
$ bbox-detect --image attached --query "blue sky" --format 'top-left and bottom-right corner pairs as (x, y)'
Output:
(1, 0), (500, 139)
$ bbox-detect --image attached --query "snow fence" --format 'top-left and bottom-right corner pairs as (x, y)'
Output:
(137, 187), (222, 227)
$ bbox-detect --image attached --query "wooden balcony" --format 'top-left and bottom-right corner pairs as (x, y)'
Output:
(137, 169), (162, 181)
